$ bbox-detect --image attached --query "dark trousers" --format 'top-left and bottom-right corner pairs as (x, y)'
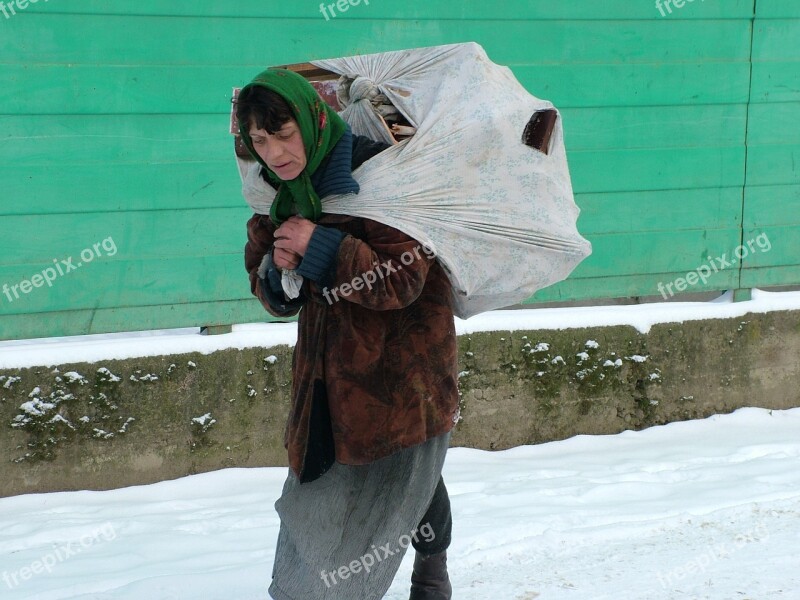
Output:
(413, 476), (452, 556)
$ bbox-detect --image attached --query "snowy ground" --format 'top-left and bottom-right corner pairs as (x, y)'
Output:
(1, 407), (798, 600)
(2, 290), (799, 598)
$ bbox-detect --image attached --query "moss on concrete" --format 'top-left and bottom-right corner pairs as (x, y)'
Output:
(1, 346), (294, 495)
(2, 310), (799, 497)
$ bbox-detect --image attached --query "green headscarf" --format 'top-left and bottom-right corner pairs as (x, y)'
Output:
(238, 68), (348, 225)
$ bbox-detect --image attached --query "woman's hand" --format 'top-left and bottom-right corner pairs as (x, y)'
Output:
(272, 247), (302, 270)
(274, 215), (316, 259)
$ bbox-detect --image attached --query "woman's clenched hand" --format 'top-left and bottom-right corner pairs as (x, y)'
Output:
(272, 247), (302, 270)
(273, 215), (316, 263)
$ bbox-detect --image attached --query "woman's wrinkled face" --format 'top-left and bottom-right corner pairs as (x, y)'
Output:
(249, 118), (307, 181)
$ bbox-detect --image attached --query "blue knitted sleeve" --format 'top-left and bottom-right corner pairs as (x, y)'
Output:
(296, 225), (346, 289)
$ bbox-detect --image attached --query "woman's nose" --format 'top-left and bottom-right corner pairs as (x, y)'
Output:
(266, 139), (286, 161)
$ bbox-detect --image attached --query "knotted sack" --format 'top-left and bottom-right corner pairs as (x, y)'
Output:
(238, 42), (592, 318)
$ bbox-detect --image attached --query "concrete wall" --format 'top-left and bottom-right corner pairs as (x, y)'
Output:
(2, 309), (799, 498)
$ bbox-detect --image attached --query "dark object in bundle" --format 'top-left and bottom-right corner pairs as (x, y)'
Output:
(522, 109), (558, 155)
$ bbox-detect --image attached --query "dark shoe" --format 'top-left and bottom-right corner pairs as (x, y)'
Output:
(409, 550), (452, 600)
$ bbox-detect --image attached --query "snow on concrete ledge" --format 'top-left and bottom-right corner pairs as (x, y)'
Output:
(2, 289), (800, 369)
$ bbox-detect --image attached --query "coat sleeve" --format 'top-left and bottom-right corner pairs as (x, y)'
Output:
(329, 217), (435, 311)
(244, 213), (306, 318)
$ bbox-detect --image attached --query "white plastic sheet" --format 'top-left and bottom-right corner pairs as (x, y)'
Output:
(238, 42), (592, 318)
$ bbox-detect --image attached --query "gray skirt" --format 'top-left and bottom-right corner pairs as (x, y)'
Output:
(268, 430), (452, 600)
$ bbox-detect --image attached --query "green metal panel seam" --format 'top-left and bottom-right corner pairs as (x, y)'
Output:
(735, 0), (758, 301)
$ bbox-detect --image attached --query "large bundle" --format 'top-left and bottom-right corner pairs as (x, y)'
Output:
(238, 42), (592, 318)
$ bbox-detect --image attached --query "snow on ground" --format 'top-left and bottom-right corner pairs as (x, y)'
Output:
(2, 290), (799, 598)
(2, 289), (800, 369)
(1, 407), (799, 600)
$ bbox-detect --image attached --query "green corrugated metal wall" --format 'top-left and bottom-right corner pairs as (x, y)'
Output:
(0, 1), (797, 341)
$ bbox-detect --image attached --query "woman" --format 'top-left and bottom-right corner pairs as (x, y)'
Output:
(236, 68), (459, 600)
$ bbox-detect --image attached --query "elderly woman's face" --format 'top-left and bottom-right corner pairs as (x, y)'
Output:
(249, 118), (307, 180)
